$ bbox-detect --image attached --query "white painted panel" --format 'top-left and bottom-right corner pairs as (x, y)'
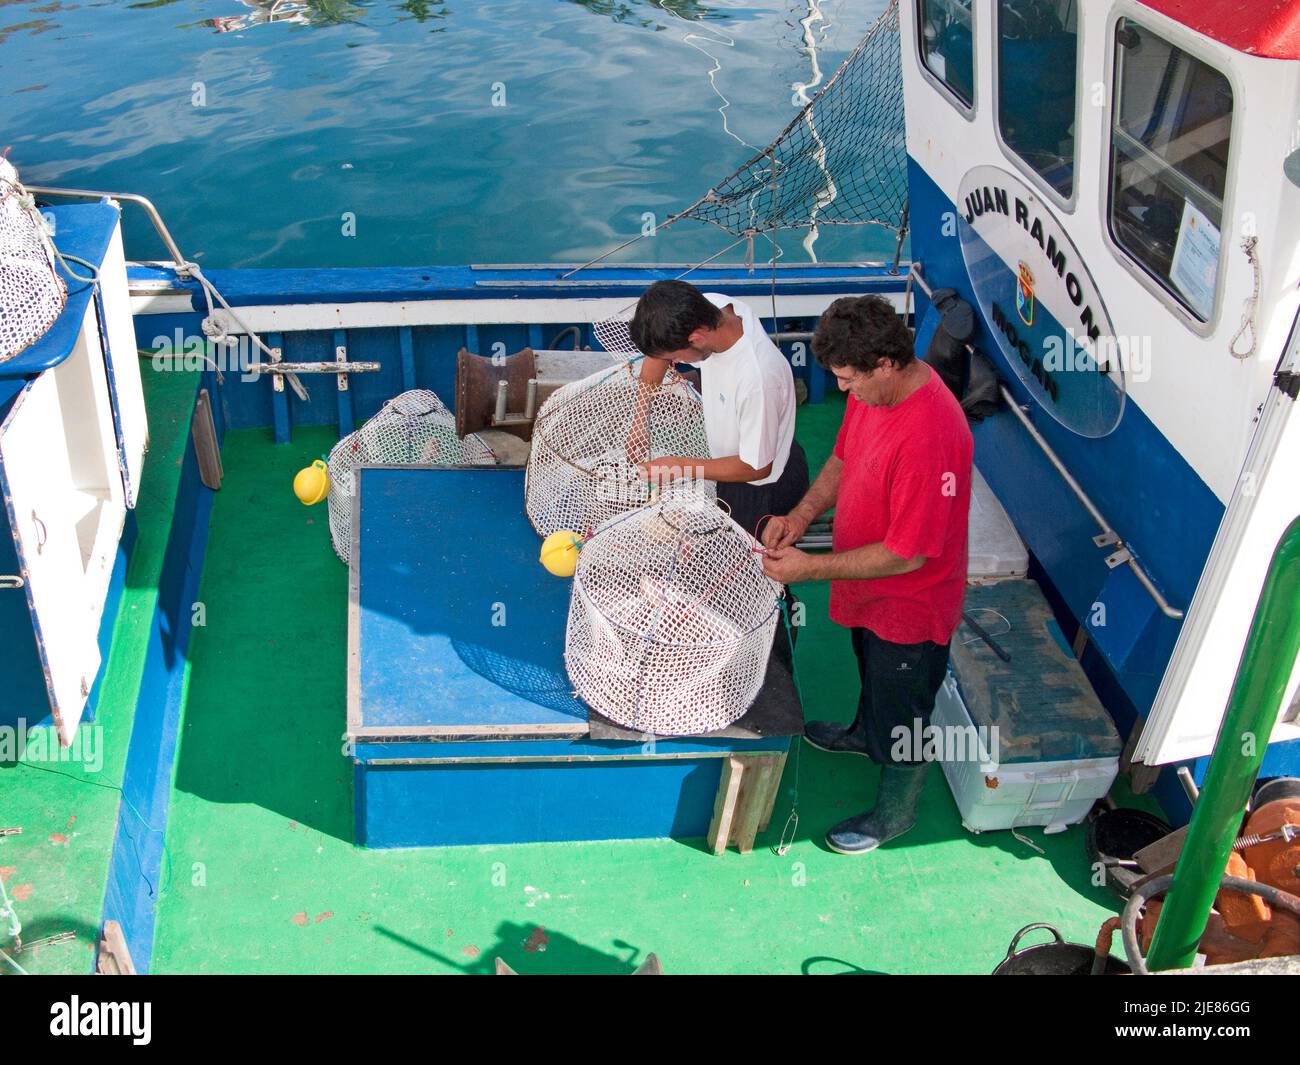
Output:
(205, 291), (900, 335)
(0, 375), (102, 746)
(99, 219), (149, 507)
(1136, 320), (1300, 765)
(55, 305), (127, 621)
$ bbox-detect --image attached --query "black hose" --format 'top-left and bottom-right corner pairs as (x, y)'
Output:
(1121, 873), (1300, 975)
(548, 326), (583, 351)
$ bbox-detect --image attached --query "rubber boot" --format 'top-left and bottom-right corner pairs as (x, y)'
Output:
(825, 761), (931, 854)
(803, 713), (870, 757)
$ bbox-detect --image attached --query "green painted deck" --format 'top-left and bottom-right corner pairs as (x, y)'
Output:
(0, 368), (198, 976)
(4, 379), (1143, 975)
(148, 397), (1135, 976)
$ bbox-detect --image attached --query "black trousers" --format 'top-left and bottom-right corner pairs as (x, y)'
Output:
(851, 627), (951, 766)
(716, 441), (811, 675)
(716, 439), (810, 542)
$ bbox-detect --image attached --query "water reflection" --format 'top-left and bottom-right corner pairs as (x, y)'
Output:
(562, 0), (720, 29)
(0, 19), (56, 46)
(193, 0), (719, 34)
(0, 0), (891, 268)
(395, 0), (449, 26)
(208, 0), (362, 33)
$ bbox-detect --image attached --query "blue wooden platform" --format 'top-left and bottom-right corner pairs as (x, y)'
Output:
(352, 466), (586, 736)
(347, 466), (796, 849)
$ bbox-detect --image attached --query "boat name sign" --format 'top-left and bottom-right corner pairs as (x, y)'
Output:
(957, 164), (1126, 438)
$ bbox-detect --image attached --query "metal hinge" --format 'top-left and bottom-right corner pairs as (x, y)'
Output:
(1275, 369), (1300, 400)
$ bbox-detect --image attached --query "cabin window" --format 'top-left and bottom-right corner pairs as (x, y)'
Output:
(1108, 19), (1233, 322)
(996, 0), (1078, 199)
(918, 0), (974, 109)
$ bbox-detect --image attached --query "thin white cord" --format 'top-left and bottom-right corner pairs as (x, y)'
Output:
(1228, 235), (1260, 361)
(961, 607), (1011, 646)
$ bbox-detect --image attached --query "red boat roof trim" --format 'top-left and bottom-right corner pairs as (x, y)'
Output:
(1138, 0), (1300, 59)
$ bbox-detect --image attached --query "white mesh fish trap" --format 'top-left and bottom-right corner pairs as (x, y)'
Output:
(0, 158), (67, 364)
(566, 493), (782, 736)
(525, 360), (714, 537)
(327, 389), (495, 562)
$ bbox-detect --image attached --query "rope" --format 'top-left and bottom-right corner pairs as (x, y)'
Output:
(775, 596), (802, 856)
(186, 262), (310, 400)
(1228, 235), (1260, 361)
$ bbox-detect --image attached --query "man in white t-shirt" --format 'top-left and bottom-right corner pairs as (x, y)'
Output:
(627, 280), (808, 541)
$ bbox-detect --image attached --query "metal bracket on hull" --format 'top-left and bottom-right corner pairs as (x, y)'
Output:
(335, 345), (349, 392)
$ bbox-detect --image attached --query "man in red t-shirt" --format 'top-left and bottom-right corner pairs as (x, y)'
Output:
(761, 295), (972, 855)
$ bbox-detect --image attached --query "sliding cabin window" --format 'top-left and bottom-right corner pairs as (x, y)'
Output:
(1108, 18), (1233, 322)
(996, 0), (1079, 201)
(917, 0), (974, 110)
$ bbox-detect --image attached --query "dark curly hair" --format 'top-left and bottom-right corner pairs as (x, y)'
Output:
(629, 280), (722, 356)
(811, 295), (915, 373)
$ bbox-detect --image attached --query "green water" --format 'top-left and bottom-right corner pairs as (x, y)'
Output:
(2, 0), (894, 268)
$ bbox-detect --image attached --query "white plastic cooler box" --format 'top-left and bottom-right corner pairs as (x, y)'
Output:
(934, 578), (1122, 834)
(967, 468), (1029, 583)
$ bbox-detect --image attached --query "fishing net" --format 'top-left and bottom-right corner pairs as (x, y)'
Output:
(327, 389), (495, 562)
(0, 158), (67, 363)
(586, 1), (906, 344)
(525, 359), (714, 537)
(669, 0), (906, 242)
(566, 492), (782, 736)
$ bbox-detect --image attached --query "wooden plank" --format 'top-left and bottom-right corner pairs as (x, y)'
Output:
(707, 756), (745, 855)
(756, 752), (788, 832)
(96, 920), (136, 975)
(1134, 825), (1189, 875)
(191, 388), (223, 490)
(731, 754), (782, 853)
(730, 758), (768, 853)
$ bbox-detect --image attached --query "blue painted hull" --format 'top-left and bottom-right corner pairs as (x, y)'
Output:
(905, 157), (1300, 816)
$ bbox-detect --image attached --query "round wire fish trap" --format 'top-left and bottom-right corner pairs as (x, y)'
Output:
(525, 360), (714, 537)
(566, 494), (782, 736)
(0, 158), (67, 364)
(327, 389), (495, 562)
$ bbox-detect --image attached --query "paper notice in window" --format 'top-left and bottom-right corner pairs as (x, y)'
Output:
(1170, 198), (1220, 319)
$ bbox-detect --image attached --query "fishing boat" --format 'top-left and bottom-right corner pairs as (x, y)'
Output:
(1, 0), (1297, 979)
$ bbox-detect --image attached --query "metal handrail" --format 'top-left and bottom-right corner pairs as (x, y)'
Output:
(26, 185), (190, 274)
(908, 264), (1184, 620)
